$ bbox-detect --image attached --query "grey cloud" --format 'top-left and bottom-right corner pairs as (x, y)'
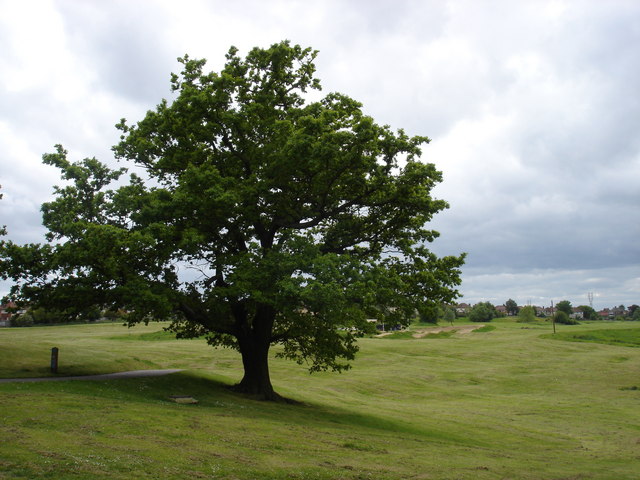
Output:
(459, 265), (639, 311)
(55, 0), (175, 105)
(1, 0), (638, 307)
(422, 0), (640, 285)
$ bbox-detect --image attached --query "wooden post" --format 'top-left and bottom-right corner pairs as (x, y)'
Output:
(50, 347), (59, 373)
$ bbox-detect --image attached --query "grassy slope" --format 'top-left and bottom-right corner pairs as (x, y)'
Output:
(1, 319), (639, 479)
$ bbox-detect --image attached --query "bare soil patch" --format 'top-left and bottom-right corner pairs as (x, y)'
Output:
(376, 324), (484, 338)
(412, 324), (484, 338)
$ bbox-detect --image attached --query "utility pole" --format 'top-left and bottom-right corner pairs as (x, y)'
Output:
(551, 300), (556, 334)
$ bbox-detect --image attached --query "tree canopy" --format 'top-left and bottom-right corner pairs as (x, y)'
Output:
(0, 41), (465, 400)
(577, 305), (597, 320)
(518, 305), (537, 323)
(505, 298), (519, 316)
(469, 302), (496, 323)
(555, 300), (573, 316)
(553, 310), (578, 325)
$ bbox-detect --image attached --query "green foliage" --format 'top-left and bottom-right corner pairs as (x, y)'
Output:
(469, 302), (496, 323)
(0, 42), (464, 399)
(577, 305), (598, 320)
(7, 306), (116, 326)
(555, 300), (573, 316)
(29, 307), (70, 324)
(543, 327), (640, 347)
(620, 305), (640, 321)
(553, 310), (578, 325)
(418, 304), (456, 325)
(472, 324), (496, 333)
(517, 305), (537, 323)
(442, 305), (456, 325)
(102, 308), (123, 321)
(418, 304), (441, 324)
(9, 312), (34, 327)
(505, 298), (519, 316)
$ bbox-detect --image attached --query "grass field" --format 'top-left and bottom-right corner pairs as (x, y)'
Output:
(1, 319), (639, 479)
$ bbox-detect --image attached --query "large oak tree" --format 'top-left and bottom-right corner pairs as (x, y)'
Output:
(1, 42), (465, 400)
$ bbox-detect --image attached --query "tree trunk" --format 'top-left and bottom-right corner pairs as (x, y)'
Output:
(233, 337), (282, 401)
(231, 305), (283, 401)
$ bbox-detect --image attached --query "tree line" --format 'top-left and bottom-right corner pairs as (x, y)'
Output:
(460, 300), (640, 324)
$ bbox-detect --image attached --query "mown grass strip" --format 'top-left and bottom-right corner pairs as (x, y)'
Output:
(472, 325), (496, 333)
(2, 320), (640, 479)
(542, 327), (640, 347)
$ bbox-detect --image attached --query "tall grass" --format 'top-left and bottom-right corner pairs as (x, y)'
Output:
(1, 320), (639, 479)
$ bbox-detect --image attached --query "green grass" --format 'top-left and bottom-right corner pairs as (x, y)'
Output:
(108, 329), (183, 341)
(1, 320), (640, 479)
(472, 324), (496, 332)
(542, 326), (640, 347)
(422, 330), (455, 338)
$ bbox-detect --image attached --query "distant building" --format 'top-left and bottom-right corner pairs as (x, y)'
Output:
(611, 306), (627, 317)
(455, 303), (471, 315)
(536, 306), (554, 317)
(598, 308), (612, 319)
(0, 302), (20, 327)
(570, 308), (584, 320)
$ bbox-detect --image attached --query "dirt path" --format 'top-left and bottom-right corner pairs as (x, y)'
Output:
(0, 369), (184, 383)
(376, 324), (484, 338)
(411, 324), (484, 338)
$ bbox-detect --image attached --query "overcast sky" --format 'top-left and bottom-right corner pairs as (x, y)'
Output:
(1, 0), (638, 310)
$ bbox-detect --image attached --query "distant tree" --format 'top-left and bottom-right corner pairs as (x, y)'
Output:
(102, 308), (123, 321)
(555, 300), (573, 316)
(0, 42), (465, 401)
(469, 302), (496, 323)
(9, 312), (34, 327)
(505, 299), (519, 316)
(577, 305), (597, 320)
(28, 307), (68, 324)
(518, 305), (537, 323)
(419, 303), (455, 324)
(553, 310), (578, 325)
(84, 305), (102, 322)
(418, 304), (441, 324)
(632, 308), (640, 322)
(443, 305), (456, 325)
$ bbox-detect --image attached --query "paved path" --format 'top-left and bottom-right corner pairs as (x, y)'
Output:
(0, 369), (184, 383)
